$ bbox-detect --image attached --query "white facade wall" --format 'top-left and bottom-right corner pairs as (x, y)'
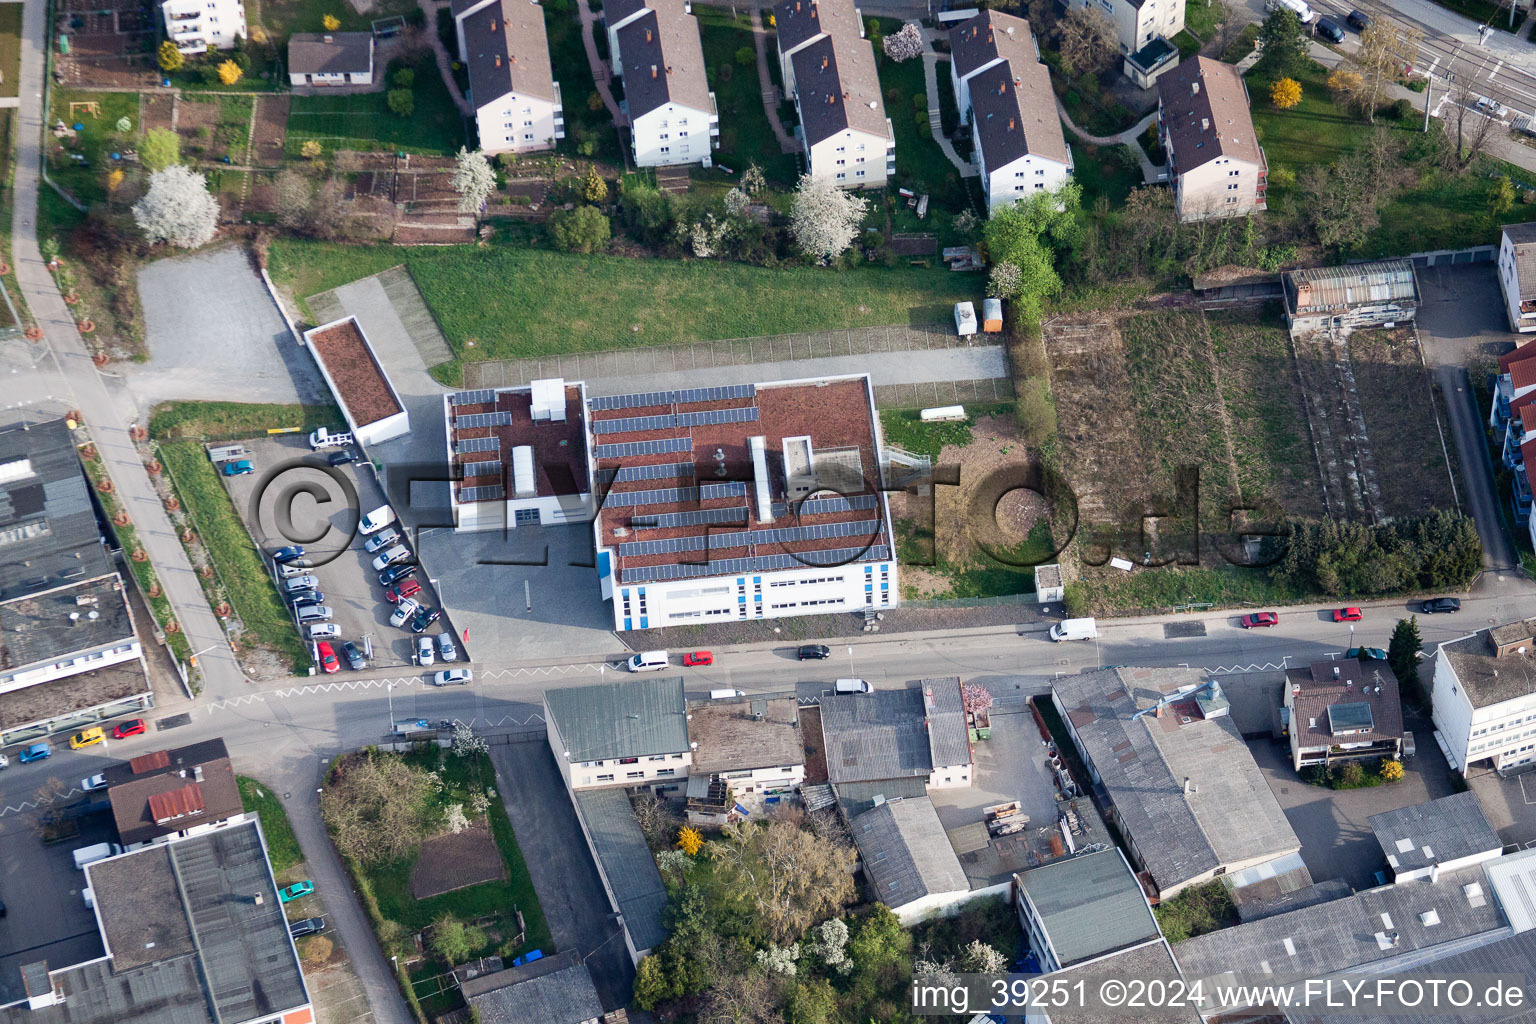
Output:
(928, 762), (973, 788)
(356, 409), (410, 447)
(715, 763), (806, 793)
(1173, 154), (1264, 223)
(630, 102), (715, 167)
(982, 151), (1073, 215)
(288, 70), (372, 86)
(610, 556), (896, 630)
(1499, 233), (1536, 333)
(571, 751), (691, 789)
(1432, 644), (1536, 773)
(162, 0), (246, 53)
(455, 493), (595, 532)
(1392, 847), (1501, 883)
(1066, 0), (1184, 53)
(128, 811), (252, 852)
(477, 88), (565, 155)
(805, 124), (894, 188)
(0, 639), (142, 696)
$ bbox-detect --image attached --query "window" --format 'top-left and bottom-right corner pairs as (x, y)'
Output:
(626, 771), (646, 779)
(856, 170), (865, 177)
(659, 133), (669, 140)
(1036, 168), (1045, 176)
(523, 133), (534, 141)
(1034, 182), (1044, 189)
(596, 774), (614, 782)
(836, 159), (846, 166)
(657, 768), (675, 776)
(649, 755), (667, 762)
(1227, 183), (1239, 190)
(1016, 171), (1026, 178)
(524, 119), (533, 126)
(836, 172), (846, 180)
(660, 146), (670, 154)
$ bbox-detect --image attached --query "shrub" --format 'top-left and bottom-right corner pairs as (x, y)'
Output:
(387, 89), (414, 118)
(392, 68), (415, 88)
(548, 205), (611, 253)
(1337, 761), (1366, 787)
(1270, 77), (1302, 109)
(1386, 98), (1414, 121)
(1379, 758), (1404, 782)
(735, 45), (754, 66)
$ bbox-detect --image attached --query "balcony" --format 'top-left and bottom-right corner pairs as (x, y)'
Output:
(707, 91), (720, 136)
(168, 10), (200, 21)
(552, 82), (565, 140)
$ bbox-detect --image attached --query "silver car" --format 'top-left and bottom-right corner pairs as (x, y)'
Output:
(363, 528), (400, 554)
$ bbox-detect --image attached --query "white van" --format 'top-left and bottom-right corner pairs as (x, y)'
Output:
(1266, 0), (1315, 22)
(359, 505), (395, 535)
(710, 688), (745, 700)
(628, 650), (669, 672)
(834, 678), (873, 695)
(73, 842), (122, 870)
(1049, 618), (1098, 642)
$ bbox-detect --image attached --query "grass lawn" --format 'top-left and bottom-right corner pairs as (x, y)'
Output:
(238, 777), (304, 874)
(149, 399), (342, 441)
(1222, 23), (1260, 62)
(1248, 61), (1364, 180)
(874, 20), (968, 211)
(542, 0), (622, 163)
(287, 53), (464, 156)
(268, 239), (982, 360)
(1183, 0), (1228, 40)
(696, 7), (800, 185)
(1071, 141), (1142, 206)
(0, 5), (21, 99)
(879, 403), (1010, 459)
(254, 0), (418, 40)
(46, 90), (141, 205)
(1174, 30), (1202, 59)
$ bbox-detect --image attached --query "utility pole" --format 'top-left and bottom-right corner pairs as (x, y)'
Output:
(1424, 75), (1433, 133)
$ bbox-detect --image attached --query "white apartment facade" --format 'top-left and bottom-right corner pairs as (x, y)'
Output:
(161, 0), (246, 53)
(454, 0), (565, 154)
(1433, 619), (1536, 775)
(609, 0), (719, 166)
(1158, 56), (1267, 223)
(1498, 223), (1536, 334)
(544, 678), (692, 791)
(1065, 0), (1185, 56)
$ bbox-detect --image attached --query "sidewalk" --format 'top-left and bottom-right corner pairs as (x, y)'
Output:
(576, 0), (627, 127)
(1055, 101), (1161, 183)
(749, 6), (801, 154)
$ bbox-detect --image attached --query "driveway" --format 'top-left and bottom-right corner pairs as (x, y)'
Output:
(130, 247), (330, 411)
(487, 739), (633, 1010)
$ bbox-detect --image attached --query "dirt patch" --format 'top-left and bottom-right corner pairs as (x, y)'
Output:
(1346, 327), (1457, 518)
(801, 706), (828, 784)
(175, 97), (220, 149)
(251, 96), (290, 166)
(141, 93), (173, 134)
(409, 820), (505, 899)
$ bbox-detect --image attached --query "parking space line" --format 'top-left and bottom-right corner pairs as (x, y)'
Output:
(1521, 773), (1536, 805)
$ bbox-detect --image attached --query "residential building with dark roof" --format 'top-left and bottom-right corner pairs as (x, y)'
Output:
(1281, 260), (1420, 336)
(103, 738), (247, 848)
(1062, 0), (1185, 64)
(1156, 57), (1266, 223)
(947, 12), (1070, 214)
(1283, 658), (1404, 773)
(303, 317), (411, 447)
(1432, 617), (1536, 775)
(607, 0), (718, 166)
(774, 0), (894, 188)
(1051, 666), (1301, 897)
(1013, 847), (1161, 972)
(1498, 222), (1536, 333)
(459, 949), (604, 1024)
(1370, 792), (1502, 883)
(287, 32), (374, 87)
(544, 676), (690, 790)
(453, 0), (565, 154)
(0, 819), (311, 1024)
(850, 796), (969, 923)
(818, 678), (972, 803)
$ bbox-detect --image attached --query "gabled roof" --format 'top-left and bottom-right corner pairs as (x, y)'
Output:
(571, 788), (669, 952)
(1499, 340), (1536, 373)
(851, 796), (968, 909)
(617, 0), (712, 119)
(790, 29), (888, 146)
(968, 57), (1068, 172)
(288, 32), (373, 75)
(463, 0), (557, 108)
(948, 9), (1036, 80)
(1015, 849), (1160, 967)
(460, 949), (605, 1024)
(105, 738), (245, 847)
(1157, 57), (1262, 174)
(773, 0), (831, 55)
(1286, 658), (1404, 752)
(1369, 792), (1502, 875)
(1511, 355), (1536, 391)
(819, 679), (971, 784)
(545, 676), (688, 760)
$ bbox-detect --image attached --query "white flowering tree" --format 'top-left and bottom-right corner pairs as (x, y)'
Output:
(882, 22), (925, 62)
(451, 147), (497, 216)
(132, 166), (218, 248)
(789, 174), (868, 263)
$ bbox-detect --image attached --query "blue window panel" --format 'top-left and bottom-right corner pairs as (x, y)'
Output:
(737, 578), (746, 586)
(754, 594), (762, 602)
(880, 564), (889, 572)
(624, 618), (632, 630)
(739, 595), (747, 604)
(640, 617), (649, 629)
(753, 576), (761, 584)
(881, 582), (889, 590)
(864, 565), (873, 574)
(598, 551), (612, 578)
(865, 583), (873, 592)
(621, 588), (630, 602)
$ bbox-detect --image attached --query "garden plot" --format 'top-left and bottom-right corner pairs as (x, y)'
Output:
(1345, 327), (1458, 518)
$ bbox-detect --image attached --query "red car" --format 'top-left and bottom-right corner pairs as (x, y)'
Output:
(682, 650), (714, 667)
(317, 641), (340, 674)
(385, 579), (422, 604)
(111, 718), (146, 740)
(1333, 607), (1364, 623)
(1240, 612), (1279, 628)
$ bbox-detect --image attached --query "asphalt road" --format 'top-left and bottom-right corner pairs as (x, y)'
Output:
(1435, 364), (1519, 571)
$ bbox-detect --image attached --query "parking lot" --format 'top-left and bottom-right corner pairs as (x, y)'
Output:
(214, 434), (456, 672)
(1468, 766), (1536, 853)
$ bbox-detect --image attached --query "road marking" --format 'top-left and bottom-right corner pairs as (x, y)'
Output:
(0, 786), (85, 819)
(480, 664), (603, 680)
(1202, 660), (1289, 674)
(208, 675), (421, 711)
(1491, 59), (1504, 83)
(1521, 774), (1536, 806)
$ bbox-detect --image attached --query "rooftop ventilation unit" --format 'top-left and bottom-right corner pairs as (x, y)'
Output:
(750, 436), (773, 523)
(512, 446), (537, 499)
(530, 378), (567, 423)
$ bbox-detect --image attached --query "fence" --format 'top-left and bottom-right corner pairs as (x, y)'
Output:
(902, 591), (1036, 609)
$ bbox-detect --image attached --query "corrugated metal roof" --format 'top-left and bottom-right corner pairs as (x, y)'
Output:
(851, 796), (968, 909)
(1284, 259), (1419, 313)
(148, 782), (206, 824)
(1016, 849), (1159, 967)
(572, 789), (669, 952)
(545, 677), (688, 761)
(820, 683), (971, 785)
(1369, 792), (1500, 875)
(1482, 846), (1536, 933)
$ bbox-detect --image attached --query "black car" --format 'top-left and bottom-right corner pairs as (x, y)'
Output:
(410, 607), (443, 633)
(1347, 8), (1371, 29)
(289, 917), (326, 938)
(1315, 16), (1345, 42)
(342, 641), (366, 671)
(378, 562), (418, 587)
(290, 591), (325, 608)
(1422, 597), (1462, 614)
(797, 644), (832, 661)
(328, 448), (360, 467)
(272, 545), (306, 564)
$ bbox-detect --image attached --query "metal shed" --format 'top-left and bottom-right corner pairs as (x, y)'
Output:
(1281, 260), (1421, 335)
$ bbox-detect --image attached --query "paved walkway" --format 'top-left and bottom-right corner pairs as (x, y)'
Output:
(750, 7), (801, 154)
(577, 0), (628, 127)
(1055, 100), (1162, 184)
(418, 0), (475, 117)
(10, 0), (249, 701)
(922, 51), (978, 178)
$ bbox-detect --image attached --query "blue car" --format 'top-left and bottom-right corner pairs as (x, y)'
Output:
(222, 459), (254, 476)
(18, 743), (51, 763)
(272, 546), (306, 564)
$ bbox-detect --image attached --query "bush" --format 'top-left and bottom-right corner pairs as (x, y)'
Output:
(1271, 511), (1481, 597)
(1337, 762), (1366, 787)
(387, 89), (414, 118)
(548, 204), (611, 253)
(735, 45), (754, 66)
(392, 67), (416, 88)
(1386, 98), (1414, 122)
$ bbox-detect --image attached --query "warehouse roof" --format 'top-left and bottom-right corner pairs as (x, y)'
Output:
(851, 796), (968, 909)
(545, 676), (688, 761)
(1369, 792), (1501, 876)
(1015, 848), (1159, 968)
(819, 678), (970, 784)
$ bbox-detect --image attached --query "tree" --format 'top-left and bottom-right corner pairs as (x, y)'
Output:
(1388, 616), (1422, 692)
(430, 914), (487, 964)
(1490, 176), (1517, 218)
(450, 147), (497, 215)
(1270, 76), (1302, 109)
(392, 67), (416, 88)
(387, 88), (415, 118)
(1257, 8), (1308, 79)
(755, 943), (800, 975)
(141, 128), (181, 172)
(960, 940), (1008, 974)
(133, 166), (219, 248)
(740, 163), (767, 195)
(443, 802), (470, 833)
(633, 955), (679, 1010)
(881, 22), (924, 62)
(678, 825), (705, 855)
(807, 917), (850, 973)
(735, 45), (755, 66)
(451, 720), (488, 757)
(322, 13), (340, 30)
(309, 179), (353, 240)
(582, 165), (608, 203)
(1337, 761), (1366, 787)
(789, 174), (868, 262)
(960, 681), (993, 716)
(300, 139), (323, 159)
(548, 205), (611, 252)
(157, 40), (184, 73)
(1356, 21), (1421, 122)
(982, 184), (1080, 323)
(1056, 7), (1117, 76)
(216, 59), (242, 85)
(1379, 758), (1405, 782)
(785, 978), (838, 1024)
(1449, 76), (1497, 169)
(274, 168), (314, 229)
(716, 816), (857, 943)
(320, 750), (440, 865)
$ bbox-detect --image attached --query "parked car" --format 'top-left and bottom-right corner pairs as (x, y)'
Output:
(390, 598), (423, 628)
(410, 607), (442, 633)
(378, 563), (418, 587)
(222, 459), (255, 477)
(1346, 646), (1389, 661)
(797, 644), (831, 660)
(342, 641), (366, 671)
(283, 575), (320, 594)
(18, 743), (51, 763)
(682, 650), (714, 666)
(317, 642), (340, 675)
(289, 917), (326, 938)
(81, 774), (107, 792)
(371, 545), (411, 571)
(1333, 607), (1364, 622)
(69, 728), (105, 750)
(1240, 612), (1279, 628)
(296, 605), (334, 624)
(327, 449), (359, 466)
(433, 668), (472, 686)
(1315, 16), (1345, 41)
(1347, 8), (1371, 29)
(305, 623), (341, 641)
(436, 632), (458, 662)
(416, 635), (435, 667)
(1422, 597), (1462, 614)
(0, 753), (8, 769)
(363, 528), (401, 554)
(272, 546), (306, 564)
(277, 563), (313, 579)
(278, 880), (314, 903)
(385, 579), (422, 604)
(291, 592), (327, 609)
(111, 719), (146, 739)
(1478, 95), (1508, 118)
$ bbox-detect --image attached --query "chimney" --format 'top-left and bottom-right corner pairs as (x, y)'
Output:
(193, 765), (204, 782)
(998, 81), (1004, 95)
(495, 54), (502, 67)
(1295, 282), (1311, 307)
(1008, 117), (1015, 131)
(1333, 665), (1341, 678)
(1184, 777), (1195, 795)
(1200, 117), (1210, 132)
(646, 27), (652, 41)
(650, 63), (657, 78)
(1191, 80), (1200, 96)
(822, 55), (828, 69)
(489, 18), (497, 31)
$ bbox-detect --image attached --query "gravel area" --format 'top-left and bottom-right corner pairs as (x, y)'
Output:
(622, 601), (1052, 649)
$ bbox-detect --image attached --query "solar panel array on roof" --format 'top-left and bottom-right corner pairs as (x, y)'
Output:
(619, 517), (881, 556)
(450, 389), (498, 406)
(607, 461), (697, 483)
(591, 414), (678, 435)
(454, 435), (501, 455)
(677, 406), (760, 427)
(590, 389), (677, 411)
(634, 506), (751, 530)
(620, 545), (891, 582)
(603, 482), (748, 508)
(771, 494), (880, 518)
(459, 484), (505, 501)
(461, 458), (502, 478)
(456, 411), (513, 429)
(593, 437), (693, 460)
(590, 384), (756, 411)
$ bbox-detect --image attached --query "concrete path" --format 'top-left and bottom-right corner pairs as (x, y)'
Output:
(418, 0), (475, 117)
(1436, 364), (1518, 570)
(921, 52), (978, 178)
(9, 0), (249, 700)
(1055, 100), (1162, 184)
(577, 0), (628, 127)
(750, 6), (802, 154)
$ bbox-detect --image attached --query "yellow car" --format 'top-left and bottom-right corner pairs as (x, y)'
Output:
(69, 727), (105, 750)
